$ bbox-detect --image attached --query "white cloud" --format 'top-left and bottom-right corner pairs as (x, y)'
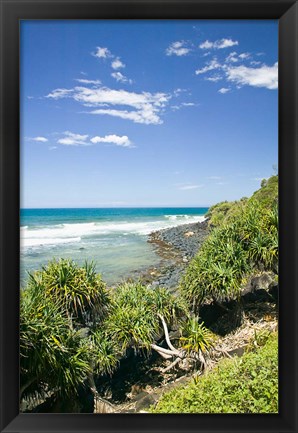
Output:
(55, 132), (133, 148)
(239, 52), (250, 59)
(218, 87), (230, 94)
(32, 136), (48, 142)
(179, 184), (203, 190)
(75, 78), (101, 86)
(90, 134), (133, 147)
(216, 38), (239, 49)
(195, 53), (278, 91)
(46, 88), (73, 99)
(195, 58), (221, 75)
(226, 52), (251, 63)
(226, 62), (278, 90)
(57, 131), (89, 146)
(171, 102), (197, 111)
(93, 47), (112, 58)
(199, 38), (238, 50)
(205, 75), (222, 82)
(173, 88), (187, 96)
(226, 51), (238, 63)
(181, 102), (196, 107)
(111, 72), (132, 84)
(89, 108), (161, 125)
(166, 41), (191, 56)
(47, 86), (171, 125)
(199, 40), (214, 50)
(111, 58), (125, 70)
(250, 60), (261, 66)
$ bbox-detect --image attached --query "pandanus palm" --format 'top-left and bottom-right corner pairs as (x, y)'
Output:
(20, 284), (91, 400)
(20, 260), (113, 409)
(104, 283), (211, 373)
(27, 259), (109, 326)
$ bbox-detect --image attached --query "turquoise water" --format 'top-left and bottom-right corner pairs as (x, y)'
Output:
(20, 208), (207, 285)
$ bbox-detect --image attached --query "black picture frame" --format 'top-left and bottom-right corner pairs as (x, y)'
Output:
(0, 1), (297, 432)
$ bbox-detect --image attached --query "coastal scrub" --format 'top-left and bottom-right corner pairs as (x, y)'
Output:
(152, 333), (278, 413)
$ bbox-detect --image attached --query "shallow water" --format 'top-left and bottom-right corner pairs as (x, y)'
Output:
(20, 207), (207, 286)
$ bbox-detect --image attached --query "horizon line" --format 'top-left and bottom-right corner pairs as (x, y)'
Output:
(20, 205), (211, 210)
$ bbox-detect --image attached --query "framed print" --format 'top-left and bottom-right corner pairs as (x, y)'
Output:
(0, 0), (297, 432)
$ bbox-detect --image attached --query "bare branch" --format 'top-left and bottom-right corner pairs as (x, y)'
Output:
(213, 347), (233, 359)
(151, 343), (175, 358)
(161, 357), (181, 373)
(157, 314), (180, 354)
(198, 350), (207, 370)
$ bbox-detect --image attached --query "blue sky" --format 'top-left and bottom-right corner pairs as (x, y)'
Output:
(20, 20), (278, 208)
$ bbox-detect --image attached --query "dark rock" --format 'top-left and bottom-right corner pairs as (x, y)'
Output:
(241, 272), (275, 296)
(228, 346), (246, 357)
(135, 393), (158, 411)
(199, 303), (226, 327)
(242, 288), (272, 303)
(140, 220), (210, 291)
(269, 283), (278, 302)
(148, 219), (209, 261)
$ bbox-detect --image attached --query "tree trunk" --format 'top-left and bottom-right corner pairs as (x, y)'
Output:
(87, 372), (115, 413)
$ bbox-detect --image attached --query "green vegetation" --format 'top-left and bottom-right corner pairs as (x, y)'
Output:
(206, 176), (277, 228)
(20, 260), (116, 405)
(20, 262), (213, 409)
(106, 282), (186, 352)
(250, 175), (278, 208)
(152, 333), (278, 413)
(180, 315), (215, 355)
(180, 176), (278, 309)
(25, 259), (109, 325)
(205, 198), (247, 227)
(20, 176), (278, 413)
(20, 281), (91, 399)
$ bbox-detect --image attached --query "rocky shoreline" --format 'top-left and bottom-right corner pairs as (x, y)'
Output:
(132, 219), (210, 290)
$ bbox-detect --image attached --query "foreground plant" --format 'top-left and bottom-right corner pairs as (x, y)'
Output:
(27, 259), (109, 326)
(152, 333), (278, 413)
(105, 283), (213, 373)
(20, 260), (115, 411)
(20, 285), (91, 400)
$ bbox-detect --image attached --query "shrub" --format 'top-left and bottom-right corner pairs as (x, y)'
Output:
(180, 316), (215, 354)
(180, 198), (278, 308)
(26, 259), (109, 326)
(249, 175), (278, 208)
(152, 333), (278, 413)
(20, 285), (91, 399)
(105, 283), (187, 353)
(20, 260), (113, 402)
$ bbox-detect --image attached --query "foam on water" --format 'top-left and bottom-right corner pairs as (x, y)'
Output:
(20, 215), (205, 249)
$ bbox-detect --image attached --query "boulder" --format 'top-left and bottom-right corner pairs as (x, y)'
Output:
(135, 392), (157, 411)
(241, 272), (276, 296)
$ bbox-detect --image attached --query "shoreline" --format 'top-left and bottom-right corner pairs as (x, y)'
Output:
(129, 219), (210, 290)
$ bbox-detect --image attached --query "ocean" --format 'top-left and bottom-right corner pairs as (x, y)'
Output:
(20, 207), (207, 286)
